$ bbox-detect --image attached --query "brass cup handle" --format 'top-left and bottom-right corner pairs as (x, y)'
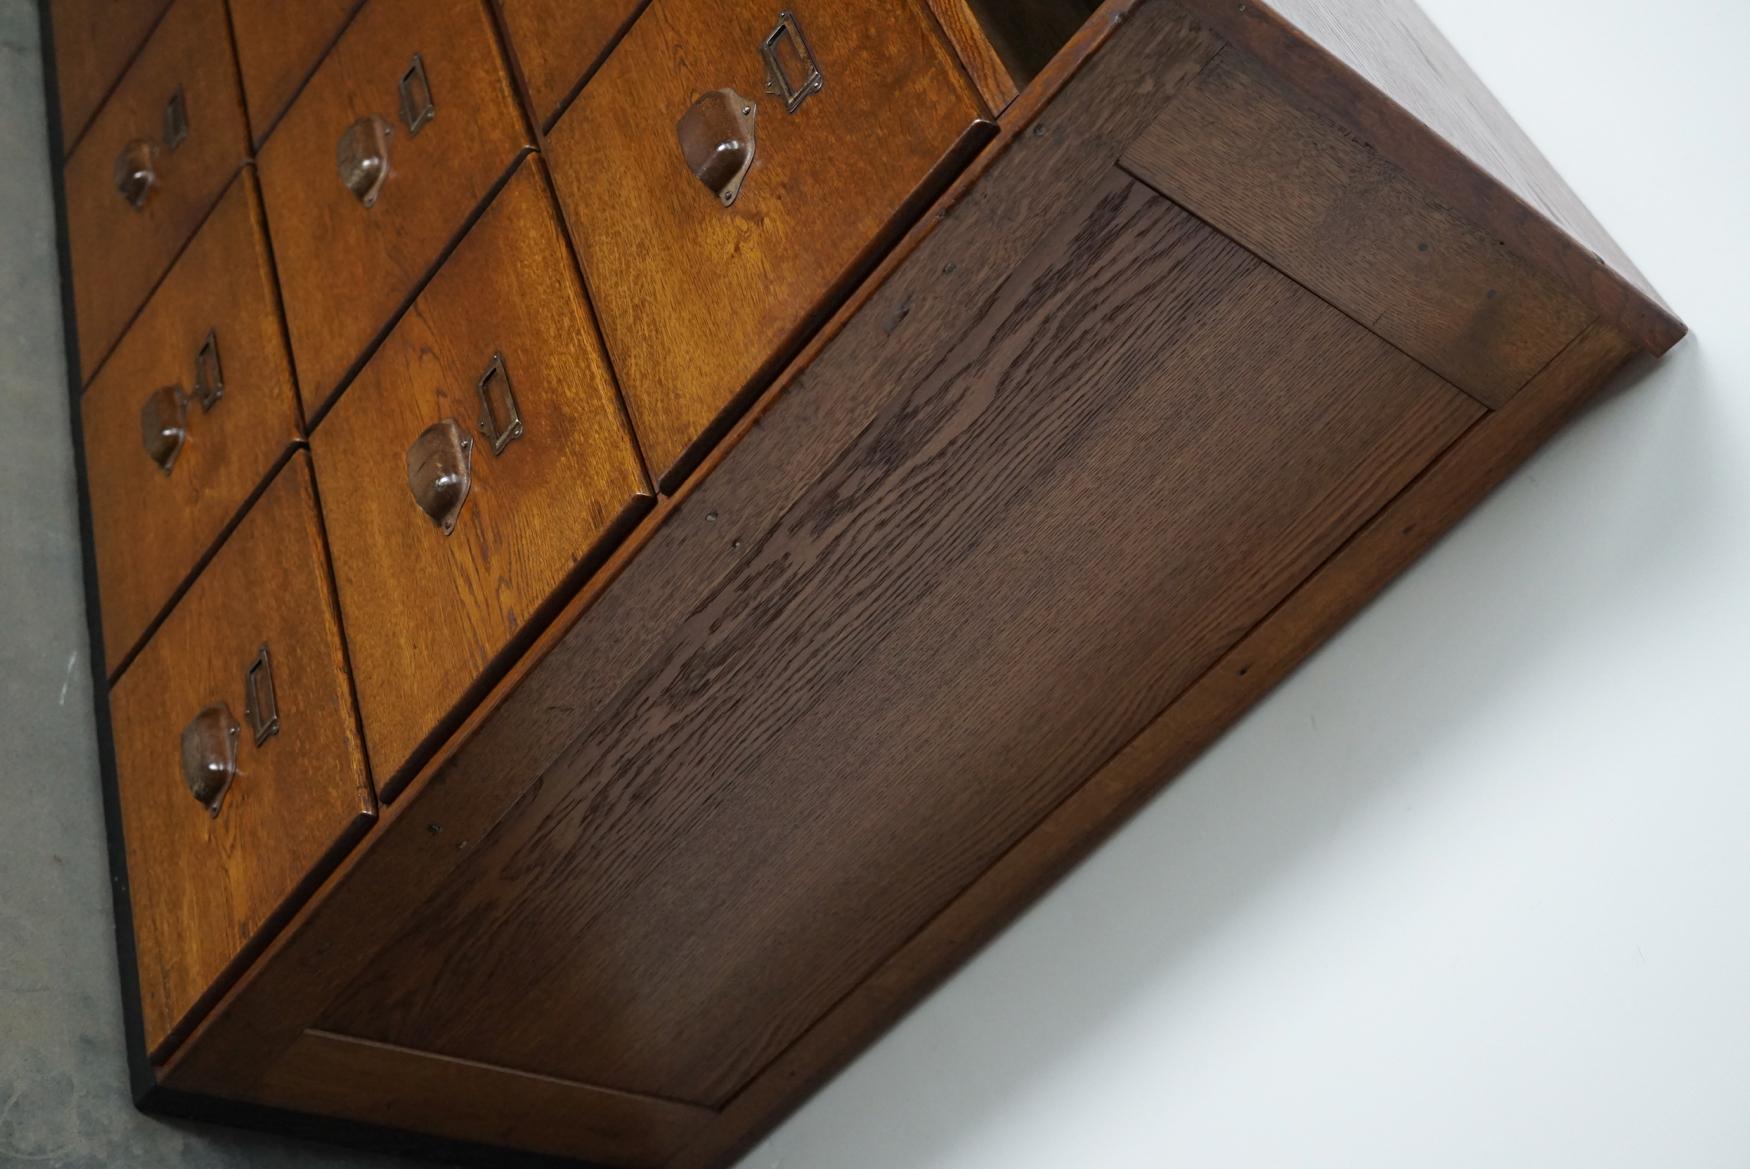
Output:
(676, 88), (757, 207)
(180, 703), (239, 817)
(141, 385), (188, 474)
(407, 418), (473, 535)
(115, 138), (159, 210)
(337, 115), (394, 208)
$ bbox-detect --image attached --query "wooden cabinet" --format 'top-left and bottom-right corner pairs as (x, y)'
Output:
(109, 453), (373, 1062)
(50, 0), (1684, 1166)
(312, 156), (650, 793)
(48, 0), (174, 153)
(62, 0), (248, 384)
(257, 0), (532, 418)
(226, 0), (361, 144)
(81, 168), (300, 671)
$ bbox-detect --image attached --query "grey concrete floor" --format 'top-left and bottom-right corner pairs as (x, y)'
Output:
(0, 6), (411, 1167)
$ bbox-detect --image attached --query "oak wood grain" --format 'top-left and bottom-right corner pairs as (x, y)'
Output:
(257, 0), (532, 420)
(159, 0), (1208, 1100)
(670, 320), (1637, 1169)
(311, 156), (651, 796)
(63, 0), (249, 385)
(320, 170), (1480, 1105)
(491, 0), (645, 132)
(82, 167), (300, 675)
(1123, 48), (1592, 407)
(226, 0), (362, 146)
(110, 452), (374, 1061)
(546, 0), (990, 487)
(925, 0), (1018, 113)
(252, 1029), (715, 1167)
(48, 0), (174, 155)
(1170, 0), (1684, 353)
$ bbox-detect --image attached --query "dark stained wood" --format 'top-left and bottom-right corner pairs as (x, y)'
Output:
(925, 0), (1019, 113)
(160, 0), (1217, 1100)
(1123, 48), (1592, 407)
(82, 168), (300, 674)
(48, 0), (174, 155)
(319, 170), (1480, 1105)
(257, 0), (532, 420)
(311, 156), (651, 795)
(1170, 0), (1684, 354)
(226, 0), (362, 146)
(491, 0), (645, 132)
(669, 319), (1639, 1169)
(249, 1030), (716, 1167)
(63, 0), (249, 384)
(546, 0), (992, 487)
(109, 452), (374, 1061)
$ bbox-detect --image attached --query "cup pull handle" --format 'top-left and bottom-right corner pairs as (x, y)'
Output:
(407, 418), (472, 535)
(676, 88), (757, 207)
(336, 115), (393, 208)
(115, 138), (159, 210)
(140, 385), (188, 474)
(180, 704), (239, 817)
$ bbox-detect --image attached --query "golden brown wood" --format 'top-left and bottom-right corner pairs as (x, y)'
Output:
(1170, 0), (1684, 354)
(547, 0), (990, 487)
(48, 0), (174, 153)
(311, 156), (650, 794)
(63, 0), (249, 384)
(491, 0), (645, 132)
(226, 0), (362, 145)
(669, 322), (1636, 1169)
(110, 452), (374, 1061)
(1122, 49), (1592, 407)
(252, 1030), (715, 1167)
(924, 0), (1019, 113)
(257, 0), (532, 420)
(82, 168), (300, 674)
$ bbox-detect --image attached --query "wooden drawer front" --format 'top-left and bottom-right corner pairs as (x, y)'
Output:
(49, 0), (174, 152)
(495, 0), (645, 130)
(312, 157), (649, 793)
(111, 452), (373, 1062)
(63, 0), (249, 385)
(548, 0), (989, 487)
(259, 0), (532, 421)
(228, 0), (362, 145)
(82, 168), (300, 672)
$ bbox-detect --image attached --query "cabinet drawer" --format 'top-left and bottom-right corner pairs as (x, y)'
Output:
(228, 0), (362, 145)
(259, 0), (532, 420)
(82, 168), (300, 672)
(547, 0), (990, 487)
(110, 452), (373, 1062)
(311, 156), (649, 794)
(494, 0), (644, 130)
(63, 0), (249, 385)
(49, 0), (174, 152)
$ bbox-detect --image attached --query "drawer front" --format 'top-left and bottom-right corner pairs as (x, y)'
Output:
(83, 168), (301, 672)
(228, 0), (362, 145)
(49, 0), (174, 151)
(111, 452), (373, 1061)
(258, 0), (532, 420)
(311, 156), (649, 793)
(63, 0), (249, 385)
(547, 0), (989, 487)
(495, 0), (645, 130)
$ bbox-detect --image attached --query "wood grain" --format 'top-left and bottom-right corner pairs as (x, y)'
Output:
(320, 170), (1479, 1106)
(110, 452), (374, 1061)
(1170, 0), (1685, 353)
(82, 168), (300, 674)
(63, 0), (249, 385)
(1123, 48), (1592, 407)
(251, 1029), (715, 1167)
(547, 0), (990, 487)
(669, 321), (1636, 1169)
(160, 0), (1211, 1101)
(257, 0), (532, 420)
(311, 156), (651, 795)
(48, 0), (174, 155)
(226, 0), (362, 146)
(491, 0), (645, 132)
(924, 0), (1018, 113)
